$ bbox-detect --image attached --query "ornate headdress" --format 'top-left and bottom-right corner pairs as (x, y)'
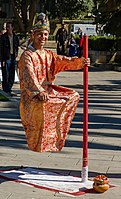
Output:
(32, 13), (49, 32)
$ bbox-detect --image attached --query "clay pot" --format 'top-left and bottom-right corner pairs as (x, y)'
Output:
(93, 182), (109, 193)
(93, 175), (109, 193)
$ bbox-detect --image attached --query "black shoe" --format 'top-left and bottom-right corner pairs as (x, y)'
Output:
(10, 91), (18, 96)
(5, 91), (11, 96)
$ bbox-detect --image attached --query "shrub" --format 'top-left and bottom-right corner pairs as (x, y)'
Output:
(88, 36), (119, 51)
(114, 38), (121, 50)
(48, 35), (55, 40)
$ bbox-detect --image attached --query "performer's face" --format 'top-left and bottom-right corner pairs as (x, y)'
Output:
(33, 30), (49, 49)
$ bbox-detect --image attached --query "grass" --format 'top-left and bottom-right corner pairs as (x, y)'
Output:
(0, 93), (9, 101)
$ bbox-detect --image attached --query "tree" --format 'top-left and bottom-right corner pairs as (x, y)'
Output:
(11, 0), (39, 34)
(11, 0), (94, 34)
(39, 0), (94, 20)
(93, 0), (121, 36)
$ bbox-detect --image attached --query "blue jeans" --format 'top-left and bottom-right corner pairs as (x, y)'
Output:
(1, 55), (16, 93)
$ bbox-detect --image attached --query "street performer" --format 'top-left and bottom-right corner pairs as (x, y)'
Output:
(18, 14), (90, 153)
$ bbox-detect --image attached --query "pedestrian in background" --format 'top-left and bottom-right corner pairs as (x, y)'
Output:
(74, 28), (83, 57)
(56, 22), (68, 55)
(78, 33), (84, 57)
(68, 33), (78, 57)
(0, 29), (4, 83)
(0, 21), (19, 96)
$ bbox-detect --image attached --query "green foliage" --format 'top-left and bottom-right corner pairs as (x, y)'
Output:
(0, 93), (9, 101)
(93, 0), (121, 36)
(45, 0), (94, 20)
(73, 34), (80, 45)
(11, 0), (95, 34)
(114, 38), (121, 51)
(103, 11), (121, 36)
(48, 35), (55, 40)
(88, 36), (121, 51)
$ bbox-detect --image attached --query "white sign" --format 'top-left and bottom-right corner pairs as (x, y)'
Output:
(73, 24), (97, 36)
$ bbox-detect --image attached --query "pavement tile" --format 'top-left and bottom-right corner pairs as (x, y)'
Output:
(0, 66), (121, 199)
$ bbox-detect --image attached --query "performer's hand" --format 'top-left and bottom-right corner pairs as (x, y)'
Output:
(38, 91), (49, 101)
(85, 58), (90, 67)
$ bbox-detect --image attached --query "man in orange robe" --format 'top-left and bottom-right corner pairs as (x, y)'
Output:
(18, 15), (89, 153)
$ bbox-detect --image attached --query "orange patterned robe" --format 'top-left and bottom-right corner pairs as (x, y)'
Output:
(18, 46), (84, 152)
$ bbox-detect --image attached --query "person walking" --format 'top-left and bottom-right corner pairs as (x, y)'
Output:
(0, 21), (19, 95)
(18, 14), (90, 153)
(56, 22), (68, 55)
(68, 33), (78, 57)
(78, 33), (84, 57)
(74, 28), (83, 57)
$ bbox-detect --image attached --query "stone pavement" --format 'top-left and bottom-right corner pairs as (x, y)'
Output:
(0, 66), (121, 199)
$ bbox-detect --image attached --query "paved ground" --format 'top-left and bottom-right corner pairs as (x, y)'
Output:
(0, 66), (121, 199)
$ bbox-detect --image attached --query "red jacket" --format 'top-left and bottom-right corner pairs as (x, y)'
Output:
(79, 37), (84, 48)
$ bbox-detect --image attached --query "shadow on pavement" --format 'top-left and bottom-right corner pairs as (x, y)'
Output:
(0, 66), (121, 151)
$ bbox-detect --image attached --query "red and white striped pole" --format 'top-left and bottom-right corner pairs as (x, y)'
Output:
(81, 34), (89, 182)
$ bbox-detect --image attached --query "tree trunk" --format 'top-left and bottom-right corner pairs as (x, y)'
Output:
(11, 0), (39, 34)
